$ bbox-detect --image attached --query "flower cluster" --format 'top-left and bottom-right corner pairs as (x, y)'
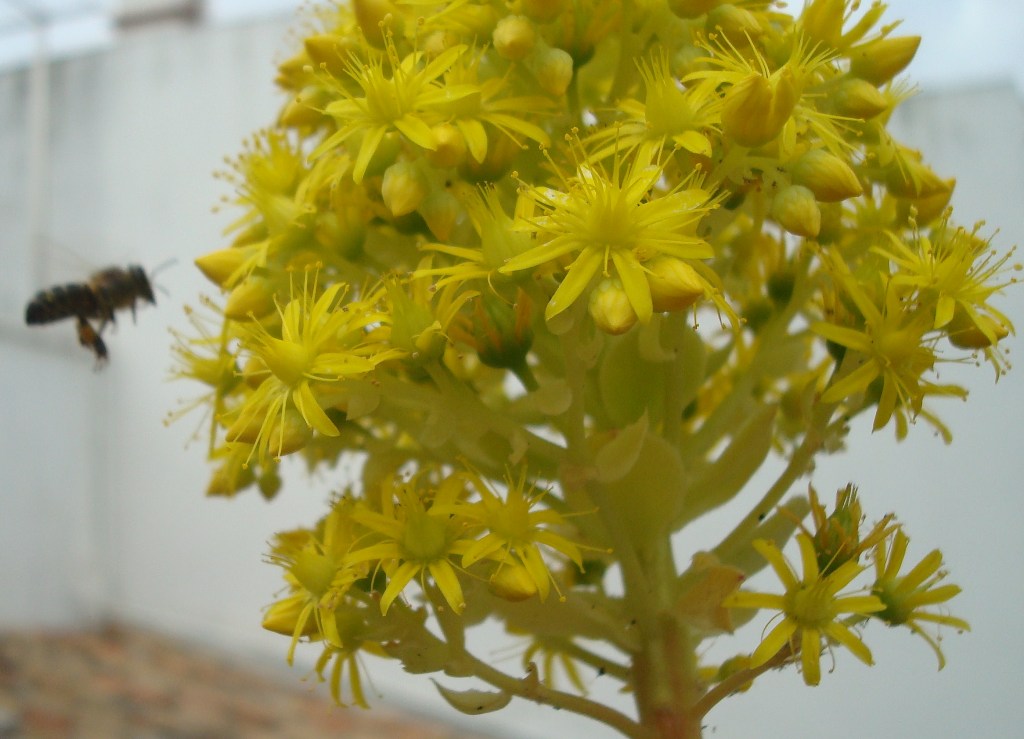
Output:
(175, 0), (1015, 736)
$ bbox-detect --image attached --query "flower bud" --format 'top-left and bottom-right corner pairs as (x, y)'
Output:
(792, 149), (863, 202)
(279, 87), (328, 128)
(472, 289), (534, 370)
(722, 68), (799, 147)
(224, 276), (276, 320)
(706, 4), (763, 45)
(275, 51), (312, 91)
(226, 406), (312, 457)
(262, 595), (319, 636)
(206, 447), (254, 496)
(771, 184), (821, 237)
(526, 43), (574, 97)
(589, 278), (638, 335)
(647, 256), (706, 312)
(896, 180), (955, 225)
(425, 123), (467, 168)
(800, 0), (844, 48)
(352, 0), (403, 47)
(419, 190), (461, 242)
(241, 355), (267, 389)
(304, 34), (355, 77)
(521, 0), (566, 22)
(257, 465), (282, 500)
(488, 563), (539, 602)
(947, 307), (1010, 349)
(668, 0), (719, 19)
(195, 246), (251, 288)
(884, 155), (950, 199)
(849, 36), (921, 85)
(493, 15), (536, 61)
(831, 78), (889, 119)
(382, 161), (427, 217)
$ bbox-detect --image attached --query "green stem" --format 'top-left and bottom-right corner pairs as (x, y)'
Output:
(631, 614), (703, 739)
(557, 320), (703, 738)
(713, 401), (832, 560)
(693, 642), (795, 719)
(434, 597), (644, 738)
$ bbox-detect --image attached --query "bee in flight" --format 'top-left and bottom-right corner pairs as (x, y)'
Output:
(25, 265), (156, 365)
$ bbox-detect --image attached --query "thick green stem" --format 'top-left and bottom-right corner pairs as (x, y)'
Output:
(632, 614), (703, 739)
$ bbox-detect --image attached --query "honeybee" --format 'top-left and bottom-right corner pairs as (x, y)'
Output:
(25, 264), (156, 364)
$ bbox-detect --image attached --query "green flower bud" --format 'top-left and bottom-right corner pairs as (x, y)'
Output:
(262, 595), (319, 637)
(849, 36), (921, 85)
(382, 161), (428, 217)
(800, 0), (844, 48)
(493, 15), (536, 61)
(832, 78), (889, 119)
(425, 122), (467, 168)
(195, 246), (252, 288)
(352, 0), (403, 47)
(473, 290), (533, 370)
(896, 180), (956, 225)
(884, 155), (950, 199)
(771, 184), (821, 237)
(224, 276), (275, 320)
(706, 4), (763, 45)
(488, 563), (539, 602)
(947, 306), (1010, 349)
(722, 68), (799, 147)
(526, 43), (574, 97)
(646, 256), (706, 312)
(419, 190), (461, 242)
(589, 278), (638, 335)
(304, 34), (357, 77)
(792, 149), (863, 202)
(279, 87), (329, 128)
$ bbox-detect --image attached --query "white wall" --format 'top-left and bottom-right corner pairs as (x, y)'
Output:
(1, 12), (1022, 739)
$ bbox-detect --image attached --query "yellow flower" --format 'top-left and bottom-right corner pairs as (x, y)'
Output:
(500, 141), (716, 324)
(813, 249), (966, 433)
(439, 467), (585, 602)
(435, 47), (552, 164)
(346, 472), (478, 615)
(873, 216), (1017, 374)
(724, 534), (884, 686)
(263, 500), (364, 664)
(417, 182), (533, 289)
(167, 298), (241, 453)
(871, 528), (969, 669)
(229, 272), (396, 462)
(585, 50), (718, 161)
(311, 34), (477, 183)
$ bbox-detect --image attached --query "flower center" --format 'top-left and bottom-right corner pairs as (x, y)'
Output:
(786, 581), (838, 628)
(402, 511), (450, 562)
(265, 338), (314, 387)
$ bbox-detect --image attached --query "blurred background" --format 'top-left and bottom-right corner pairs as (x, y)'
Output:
(1, 1), (1022, 737)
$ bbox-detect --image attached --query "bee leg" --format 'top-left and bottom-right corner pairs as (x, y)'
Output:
(76, 317), (109, 366)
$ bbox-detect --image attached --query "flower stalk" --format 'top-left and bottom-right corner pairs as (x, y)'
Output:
(175, 1), (1016, 736)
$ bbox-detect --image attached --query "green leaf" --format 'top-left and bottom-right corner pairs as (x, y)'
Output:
(432, 681), (512, 715)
